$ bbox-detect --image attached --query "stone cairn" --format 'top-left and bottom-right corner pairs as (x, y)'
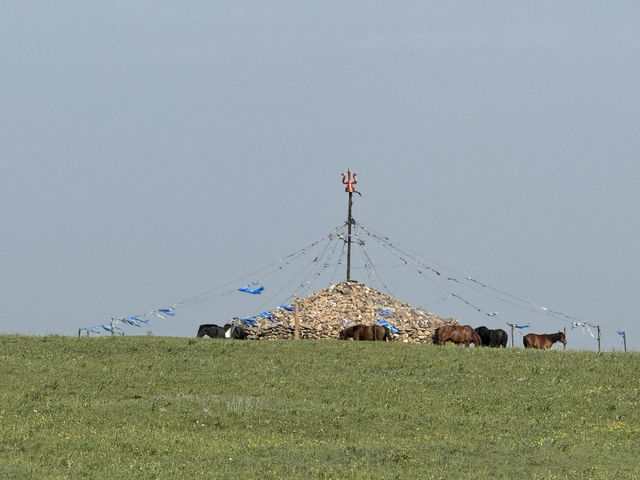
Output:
(240, 281), (458, 342)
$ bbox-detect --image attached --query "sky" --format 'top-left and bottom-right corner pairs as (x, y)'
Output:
(2, 2), (639, 350)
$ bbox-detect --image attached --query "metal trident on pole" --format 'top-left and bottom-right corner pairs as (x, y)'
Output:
(341, 170), (357, 282)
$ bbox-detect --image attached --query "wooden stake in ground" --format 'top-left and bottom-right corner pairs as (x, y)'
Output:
(507, 323), (515, 348)
(294, 298), (300, 340)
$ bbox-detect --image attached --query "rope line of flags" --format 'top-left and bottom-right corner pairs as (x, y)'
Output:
(78, 221), (630, 350)
(355, 221), (628, 349)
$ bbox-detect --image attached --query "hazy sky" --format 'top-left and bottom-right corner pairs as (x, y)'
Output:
(2, 2), (639, 350)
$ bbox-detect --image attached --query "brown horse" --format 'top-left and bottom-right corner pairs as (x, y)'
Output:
(339, 324), (391, 341)
(433, 325), (482, 347)
(523, 331), (566, 349)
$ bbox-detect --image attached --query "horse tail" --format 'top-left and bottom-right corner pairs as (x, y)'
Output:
(432, 328), (440, 345)
(499, 330), (508, 347)
(473, 331), (482, 346)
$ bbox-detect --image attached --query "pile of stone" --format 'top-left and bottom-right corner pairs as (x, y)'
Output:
(240, 281), (458, 343)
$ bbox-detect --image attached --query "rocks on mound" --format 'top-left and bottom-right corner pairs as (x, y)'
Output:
(241, 281), (457, 342)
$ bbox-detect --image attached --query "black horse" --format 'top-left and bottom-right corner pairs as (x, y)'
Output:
(196, 323), (247, 339)
(475, 326), (508, 347)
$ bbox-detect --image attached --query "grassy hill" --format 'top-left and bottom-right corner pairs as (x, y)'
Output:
(1, 335), (639, 479)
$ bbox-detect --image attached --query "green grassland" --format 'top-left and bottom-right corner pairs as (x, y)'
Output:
(1, 335), (639, 479)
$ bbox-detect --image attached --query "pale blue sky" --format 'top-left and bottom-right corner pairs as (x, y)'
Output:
(2, 2), (639, 350)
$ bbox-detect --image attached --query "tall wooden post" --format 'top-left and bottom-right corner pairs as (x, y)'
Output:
(597, 325), (601, 353)
(623, 332), (627, 353)
(341, 170), (357, 282)
(563, 326), (566, 351)
(110, 319), (114, 337)
(294, 298), (300, 340)
(507, 323), (514, 348)
(346, 190), (353, 282)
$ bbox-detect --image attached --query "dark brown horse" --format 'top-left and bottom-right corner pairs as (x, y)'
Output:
(433, 325), (482, 347)
(523, 331), (566, 349)
(339, 324), (391, 341)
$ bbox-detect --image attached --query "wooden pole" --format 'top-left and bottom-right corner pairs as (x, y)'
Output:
(77, 329), (81, 339)
(624, 333), (627, 353)
(110, 319), (114, 337)
(597, 325), (601, 353)
(563, 326), (566, 351)
(341, 169), (357, 283)
(294, 298), (300, 340)
(507, 323), (514, 348)
(346, 191), (353, 282)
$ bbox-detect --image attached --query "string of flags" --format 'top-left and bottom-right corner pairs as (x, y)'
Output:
(78, 309), (173, 336)
(450, 294), (500, 319)
(79, 284), (265, 336)
(77, 220), (629, 349)
(571, 321), (598, 338)
(79, 277), (307, 337)
(76, 223), (365, 337)
(355, 221), (633, 348)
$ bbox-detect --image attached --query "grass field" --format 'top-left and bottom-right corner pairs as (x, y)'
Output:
(1, 335), (639, 479)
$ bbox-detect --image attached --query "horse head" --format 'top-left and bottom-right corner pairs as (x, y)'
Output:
(557, 331), (567, 345)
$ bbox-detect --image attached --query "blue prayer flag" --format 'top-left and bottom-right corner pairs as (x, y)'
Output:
(376, 320), (399, 334)
(239, 285), (264, 294)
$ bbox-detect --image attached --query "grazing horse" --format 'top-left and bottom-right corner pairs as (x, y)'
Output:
(523, 331), (566, 349)
(225, 323), (248, 339)
(339, 324), (391, 341)
(196, 323), (247, 339)
(197, 324), (225, 338)
(433, 325), (482, 347)
(475, 326), (508, 348)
